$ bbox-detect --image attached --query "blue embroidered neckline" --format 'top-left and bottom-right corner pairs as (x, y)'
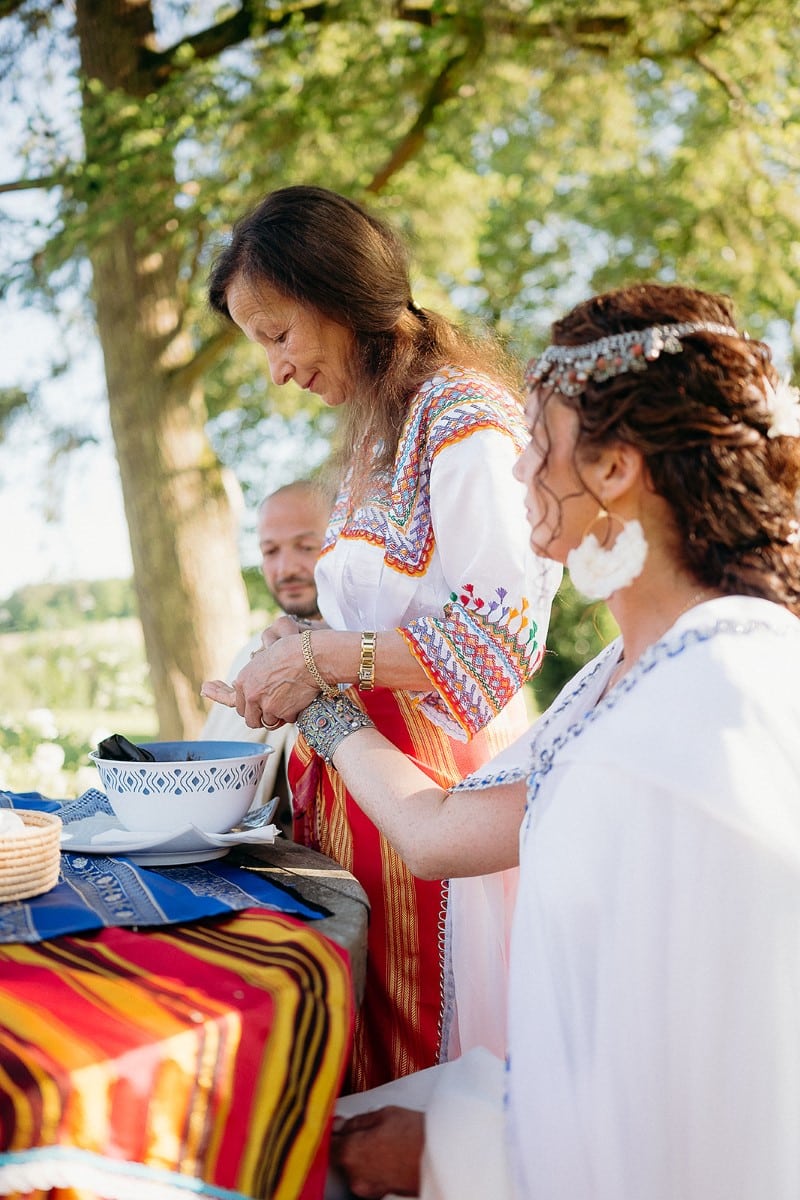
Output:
(522, 617), (785, 832)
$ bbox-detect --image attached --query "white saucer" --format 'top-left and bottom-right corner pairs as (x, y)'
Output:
(60, 813), (279, 867)
(121, 846), (230, 866)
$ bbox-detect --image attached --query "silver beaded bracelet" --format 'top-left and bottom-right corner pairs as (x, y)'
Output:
(296, 693), (374, 765)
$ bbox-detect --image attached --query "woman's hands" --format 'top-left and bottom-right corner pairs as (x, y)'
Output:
(330, 1107), (424, 1198)
(201, 616), (322, 729)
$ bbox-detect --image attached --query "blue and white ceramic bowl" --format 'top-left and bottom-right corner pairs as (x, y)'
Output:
(89, 740), (273, 834)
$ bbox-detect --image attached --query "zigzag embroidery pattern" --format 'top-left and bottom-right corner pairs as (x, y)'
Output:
(320, 367), (527, 578)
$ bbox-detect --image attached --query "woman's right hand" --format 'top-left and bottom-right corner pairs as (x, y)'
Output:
(330, 1107), (424, 1198)
(233, 632), (319, 728)
(201, 615), (314, 719)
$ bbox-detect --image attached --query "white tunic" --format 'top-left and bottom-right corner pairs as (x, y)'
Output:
(336, 596), (800, 1200)
(507, 594), (800, 1199)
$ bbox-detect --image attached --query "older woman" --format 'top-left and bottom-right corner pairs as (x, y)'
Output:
(298, 283), (800, 1198)
(202, 186), (561, 1091)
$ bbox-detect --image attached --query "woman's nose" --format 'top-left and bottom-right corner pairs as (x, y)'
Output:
(265, 346), (294, 386)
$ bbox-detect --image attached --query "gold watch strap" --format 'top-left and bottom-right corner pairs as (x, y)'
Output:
(358, 631), (377, 691)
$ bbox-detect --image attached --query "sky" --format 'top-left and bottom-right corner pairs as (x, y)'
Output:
(0, 16), (133, 605)
(0, 303), (134, 604)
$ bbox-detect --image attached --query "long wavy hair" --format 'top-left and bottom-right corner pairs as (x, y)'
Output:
(537, 282), (800, 614)
(208, 186), (515, 495)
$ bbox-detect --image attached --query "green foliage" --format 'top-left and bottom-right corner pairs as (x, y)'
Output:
(0, 578), (140, 632)
(9, 1), (799, 425)
(0, 620), (153, 712)
(530, 575), (619, 713)
(241, 566), (285, 619)
(2, 0), (800, 741)
(241, 565), (266, 611)
(4, 2), (800, 442)
(0, 386), (29, 440)
(0, 619), (157, 798)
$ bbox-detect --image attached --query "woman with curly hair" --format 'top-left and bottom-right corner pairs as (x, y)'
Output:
(310, 282), (800, 1198)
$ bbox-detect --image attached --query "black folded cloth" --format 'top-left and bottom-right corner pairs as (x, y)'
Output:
(95, 734), (155, 762)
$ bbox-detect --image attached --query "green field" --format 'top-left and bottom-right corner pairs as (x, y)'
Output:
(0, 618), (157, 799)
(0, 580), (615, 800)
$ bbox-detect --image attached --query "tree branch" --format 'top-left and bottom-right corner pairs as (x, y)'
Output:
(365, 10), (632, 195)
(0, 173), (68, 194)
(366, 22), (486, 194)
(488, 15), (630, 43)
(139, 0), (328, 83)
(139, 3), (632, 88)
(166, 324), (242, 393)
(691, 51), (747, 110)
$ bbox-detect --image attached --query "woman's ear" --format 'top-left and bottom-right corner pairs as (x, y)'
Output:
(591, 441), (647, 507)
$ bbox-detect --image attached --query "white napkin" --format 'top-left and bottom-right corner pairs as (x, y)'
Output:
(60, 813), (280, 853)
(0, 810), (32, 837)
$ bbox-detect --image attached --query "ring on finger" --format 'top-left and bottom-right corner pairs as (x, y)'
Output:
(261, 716), (281, 730)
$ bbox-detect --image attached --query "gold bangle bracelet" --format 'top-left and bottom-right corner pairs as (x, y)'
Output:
(300, 629), (338, 698)
(358, 631), (377, 691)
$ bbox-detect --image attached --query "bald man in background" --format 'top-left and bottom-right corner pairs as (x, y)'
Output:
(201, 479), (332, 832)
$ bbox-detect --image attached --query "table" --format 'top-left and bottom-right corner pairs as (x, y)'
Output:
(0, 839), (370, 1200)
(232, 838), (369, 1004)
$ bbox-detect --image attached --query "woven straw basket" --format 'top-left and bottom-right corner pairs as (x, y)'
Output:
(0, 810), (62, 902)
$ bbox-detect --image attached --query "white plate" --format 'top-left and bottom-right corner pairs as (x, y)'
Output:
(120, 847), (230, 866)
(60, 813), (279, 866)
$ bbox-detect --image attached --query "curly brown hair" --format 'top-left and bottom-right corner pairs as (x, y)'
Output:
(208, 186), (516, 494)
(542, 283), (800, 615)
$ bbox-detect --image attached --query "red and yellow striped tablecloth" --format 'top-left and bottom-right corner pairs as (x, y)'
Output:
(0, 909), (354, 1199)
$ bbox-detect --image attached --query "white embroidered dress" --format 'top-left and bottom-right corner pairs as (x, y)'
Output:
(409, 595), (800, 1200)
(316, 365), (562, 740)
(314, 364), (562, 1065)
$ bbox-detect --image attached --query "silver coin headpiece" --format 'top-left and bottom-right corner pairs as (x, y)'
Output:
(524, 321), (741, 398)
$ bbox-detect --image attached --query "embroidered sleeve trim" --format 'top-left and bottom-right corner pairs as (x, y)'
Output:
(400, 585), (544, 738)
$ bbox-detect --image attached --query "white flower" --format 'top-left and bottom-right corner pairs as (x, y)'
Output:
(26, 708), (59, 739)
(32, 742), (66, 774)
(765, 377), (800, 439)
(566, 517), (648, 601)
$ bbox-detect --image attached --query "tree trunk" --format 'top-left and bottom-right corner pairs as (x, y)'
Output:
(75, 0), (250, 737)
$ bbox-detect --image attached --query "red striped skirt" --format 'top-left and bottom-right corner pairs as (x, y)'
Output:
(289, 686), (526, 1092)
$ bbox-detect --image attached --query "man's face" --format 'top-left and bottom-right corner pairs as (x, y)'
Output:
(257, 490), (328, 619)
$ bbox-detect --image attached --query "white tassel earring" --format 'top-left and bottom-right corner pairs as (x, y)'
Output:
(566, 508), (648, 600)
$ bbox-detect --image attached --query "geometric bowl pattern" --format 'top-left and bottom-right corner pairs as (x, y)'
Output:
(96, 761), (264, 796)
